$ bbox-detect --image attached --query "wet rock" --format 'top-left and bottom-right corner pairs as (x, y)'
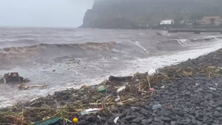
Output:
(196, 121), (203, 125)
(154, 117), (161, 122)
(160, 116), (171, 122)
(144, 105), (150, 110)
(141, 119), (150, 125)
(213, 111), (221, 118)
(124, 115), (136, 121)
(185, 117), (191, 123)
(140, 109), (149, 115)
(111, 107), (119, 112)
(86, 116), (97, 122)
(191, 117), (197, 124)
(147, 118), (153, 123)
(170, 121), (176, 125)
(107, 116), (115, 123)
(216, 107), (222, 111)
(77, 120), (89, 125)
(131, 117), (143, 123)
(204, 94), (212, 99)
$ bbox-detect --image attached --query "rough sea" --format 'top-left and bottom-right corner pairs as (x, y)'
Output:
(0, 27), (222, 107)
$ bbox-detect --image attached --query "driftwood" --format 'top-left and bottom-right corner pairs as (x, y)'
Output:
(109, 76), (133, 82)
(18, 84), (47, 90)
(0, 72), (30, 84)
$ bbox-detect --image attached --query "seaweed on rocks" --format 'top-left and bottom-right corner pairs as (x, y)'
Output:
(2, 48), (222, 124)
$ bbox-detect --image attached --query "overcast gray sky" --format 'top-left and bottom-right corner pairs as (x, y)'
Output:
(0, 0), (93, 28)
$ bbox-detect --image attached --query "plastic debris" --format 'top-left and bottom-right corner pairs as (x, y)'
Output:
(148, 69), (156, 76)
(73, 117), (78, 124)
(97, 85), (106, 92)
(115, 96), (120, 102)
(117, 86), (126, 93)
(152, 104), (162, 110)
(81, 108), (103, 115)
(160, 85), (165, 89)
(113, 117), (119, 124)
(116, 102), (124, 106)
(34, 117), (61, 125)
(149, 88), (155, 92)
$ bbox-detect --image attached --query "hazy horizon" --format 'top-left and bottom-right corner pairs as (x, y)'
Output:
(0, 0), (93, 28)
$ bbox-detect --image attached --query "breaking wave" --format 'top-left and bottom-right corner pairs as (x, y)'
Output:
(176, 39), (191, 46)
(0, 42), (116, 60)
(0, 35), (219, 61)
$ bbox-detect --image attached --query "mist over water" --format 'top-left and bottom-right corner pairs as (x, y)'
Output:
(0, 0), (93, 27)
(0, 27), (222, 107)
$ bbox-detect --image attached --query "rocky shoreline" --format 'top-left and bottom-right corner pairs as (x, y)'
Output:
(1, 48), (222, 125)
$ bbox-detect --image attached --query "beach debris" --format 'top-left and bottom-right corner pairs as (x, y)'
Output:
(81, 108), (103, 115)
(152, 104), (162, 110)
(0, 72), (29, 84)
(149, 88), (155, 92)
(97, 85), (106, 92)
(117, 86), (126, 93)
(116, 102), (124, 106)
(115, 96), (120, 102)
(73, 117), (78, 124)
(34, 117), (61, 125)
(148, 69), (156, 76)
(18, 84), (47, 90)
(109, 76), (132, 81)
(113, 117), (119, 124)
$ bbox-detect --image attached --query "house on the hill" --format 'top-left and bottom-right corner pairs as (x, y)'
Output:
(202, 16), (221, 24)
(160, 19), (174, 25)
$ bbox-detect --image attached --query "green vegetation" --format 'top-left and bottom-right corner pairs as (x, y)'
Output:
(81, 0), (222, 28)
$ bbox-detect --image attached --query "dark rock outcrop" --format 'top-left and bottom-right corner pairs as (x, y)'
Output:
(80, 0), (222, 29)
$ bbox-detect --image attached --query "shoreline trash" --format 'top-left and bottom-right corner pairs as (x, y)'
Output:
(73, 117), (78, 124)
(152, 104), (162, 110)
(109, 76), (132, 81)
(160, 85), (165, 89)
(148, 69), (156, 76)
(81, 108), (103, 115)
(113, 117), (119, 124)
(0, 72), (29, 84)
(115, 96), (121, 102)
(116, 102), (124, 106)
(149, 88), (155, 92)
(117, 86), (126, 93)
(97, 85), (106, 92)
(34, 117), (61, 125)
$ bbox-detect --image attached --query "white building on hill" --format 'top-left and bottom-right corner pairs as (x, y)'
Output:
(160, 19), (174, 25)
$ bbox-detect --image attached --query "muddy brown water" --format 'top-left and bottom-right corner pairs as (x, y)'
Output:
(0, 27), (222, 107)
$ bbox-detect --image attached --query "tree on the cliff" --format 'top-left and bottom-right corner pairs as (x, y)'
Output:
(189, 13), (204, 21)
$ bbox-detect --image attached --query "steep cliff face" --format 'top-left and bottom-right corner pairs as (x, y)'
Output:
(80, 0), (222, 29)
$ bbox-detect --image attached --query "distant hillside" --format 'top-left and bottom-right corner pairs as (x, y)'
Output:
(80, 0), (222, 29)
